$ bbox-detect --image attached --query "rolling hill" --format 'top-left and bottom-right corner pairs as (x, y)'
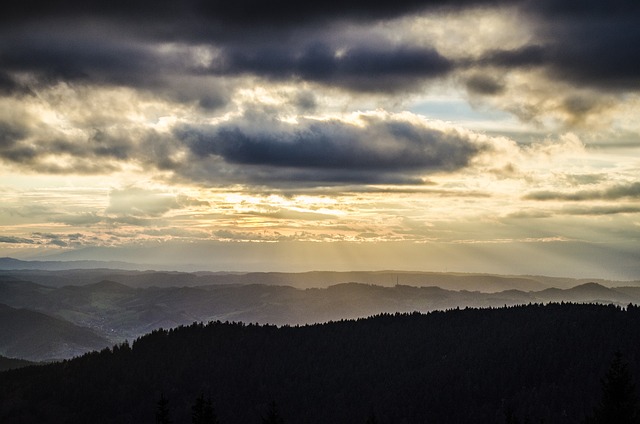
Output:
(3, 270), (640, 361)
(0, 304), (110, 361)
(0, 355), (35, 372)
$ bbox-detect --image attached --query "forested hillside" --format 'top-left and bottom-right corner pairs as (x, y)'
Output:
(2, 303), (640, 423)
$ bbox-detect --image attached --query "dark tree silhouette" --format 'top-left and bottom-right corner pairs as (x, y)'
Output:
(156, 393), (172, 424)
(6, 304), (640, 423)
(365, 412), (379, 424)
(587, 351), (640, 424)
(203, 396), (219, 424)
(504, 406), (521, 424)
(192, 393), (219, 424)
(262, 401), (284, 424)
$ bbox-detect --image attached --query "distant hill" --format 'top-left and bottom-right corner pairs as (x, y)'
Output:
(537, 282), (636, 304)
(0, 257), (153, 271)
(4, 265), (636, 291)
(0, 304), (111, 361)
(3, 272), (640, 361)
(2, 303), (640, 423)
(0, 355), (35, 372)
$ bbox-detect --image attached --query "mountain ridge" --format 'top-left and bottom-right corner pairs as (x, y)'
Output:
(3, 258), (640, 290)
(3, 273), (640, 362)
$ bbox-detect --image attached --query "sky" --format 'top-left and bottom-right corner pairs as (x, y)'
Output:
(0, 0), (639, 279)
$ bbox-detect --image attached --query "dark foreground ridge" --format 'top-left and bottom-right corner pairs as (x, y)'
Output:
(2, 303), (640, 423)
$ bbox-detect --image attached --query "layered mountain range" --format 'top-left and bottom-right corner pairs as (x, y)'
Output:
(1, 265), (640, 361)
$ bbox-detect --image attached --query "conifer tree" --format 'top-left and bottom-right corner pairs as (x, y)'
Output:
(203, 396), (219, 424)
(192, 394), (205, 424)
(365, 412), (379, 424)
(588, 352), (640, 424)
(156, 393), (172, 424)
(262, 401), (284, 424)
(192, 393), (219, 424)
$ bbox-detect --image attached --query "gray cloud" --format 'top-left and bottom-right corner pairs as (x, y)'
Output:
(174, 114), (486, 186)
(480, 45), (547, 69)
(0, 120), (28, 148)
(450, 1), (640, 112)
(212, 43), (453, 92)
(0, 232), (114, 248)
(0, 72), (30, 95)
(0, 121), (184, 175)
(31, 232), (70, 247)
(479, 1), (640, 91)
(525, 182), (640, 201)
(0, 31), (231, 110)
(0, 33), (161, 85)
(561, 205), (640, 216)
(0, 126), (131, 170)
(0, 0), (638, 193)
(292, 91), (317, 112)
(180, 117), (481, 170)
(0, 120), (40, 164)
(563, 174), (607, 187)
(1, 0), (637, 99)
(1, 0), (501, 34)
(465, 74), (505, 96)
(0, 235), (36, 244)
(0, 1), (463, 95)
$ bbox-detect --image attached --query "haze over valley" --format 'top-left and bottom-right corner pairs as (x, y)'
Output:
(2, 260), (640, 362)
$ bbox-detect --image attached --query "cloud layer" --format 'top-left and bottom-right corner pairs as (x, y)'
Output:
(2, 0), (639, 97)
(174, 113), (486, 185)
(1, 0), (639, 278)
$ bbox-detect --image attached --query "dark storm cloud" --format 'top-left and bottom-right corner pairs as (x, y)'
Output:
(179, 118), (481, 171)
(481, 0), (640, 91)
(0, 29), (455, 94)
(213, 43), (453, 91)
(525, 182), (640, 201)
(0, 32), (171, 87)
(0, 0), (638, 110)
(0, 0), (490, 95)
(0, 72), (17, 93)
(0, 29), (231, 109)
(1, 0), (501, 30)
(0, 72), (30, 95)
(547, 23), (640, 90)
(195, 0), (504, 27)
(480, 45), (547, 69)
(173, 114), (486, 185)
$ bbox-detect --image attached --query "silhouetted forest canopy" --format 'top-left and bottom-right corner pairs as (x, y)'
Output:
(2, 303), (640, 423)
